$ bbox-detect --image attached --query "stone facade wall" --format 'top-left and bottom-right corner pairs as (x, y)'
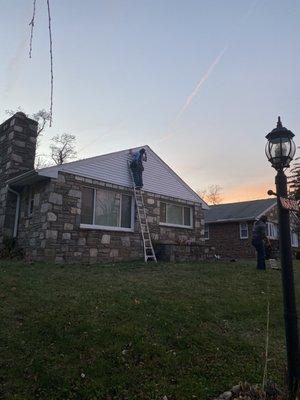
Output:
(17, 180), (54, 260)
(16, 172), (205, 263)
(0, 113), (38, 242)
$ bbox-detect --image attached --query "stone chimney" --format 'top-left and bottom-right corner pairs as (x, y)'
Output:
(0, 112), (38, 243)
(0, 112), (38, 183)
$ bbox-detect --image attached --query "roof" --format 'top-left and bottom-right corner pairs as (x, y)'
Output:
(9, 145), (208, 207)
(204, 198), (277, 223)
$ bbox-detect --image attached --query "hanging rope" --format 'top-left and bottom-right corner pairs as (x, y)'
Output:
(46, 0), (54, 127)
(28, 0), (54, 126)
(29, 0), (37, 58)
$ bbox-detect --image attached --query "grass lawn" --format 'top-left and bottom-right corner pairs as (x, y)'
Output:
(1, 259), (300, 400)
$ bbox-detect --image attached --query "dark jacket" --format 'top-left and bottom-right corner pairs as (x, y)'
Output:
(252, 220), (267, 241)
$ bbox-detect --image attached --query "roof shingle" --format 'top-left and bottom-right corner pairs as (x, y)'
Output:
(204, 198), (276, 223)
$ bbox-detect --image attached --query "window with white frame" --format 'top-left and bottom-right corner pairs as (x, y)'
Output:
(160, 202), (193, 228)
(291, 229), (299, 248)
(267, 222), (278, 239)
(204, 224), (209, 240)
(81, 187), (133, 231)
(239, 222), (248, 239)
(28, 189), (34, 217)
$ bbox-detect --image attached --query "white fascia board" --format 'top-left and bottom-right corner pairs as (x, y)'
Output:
(256, 202), (277, 220)
(205, 217), (255, 224)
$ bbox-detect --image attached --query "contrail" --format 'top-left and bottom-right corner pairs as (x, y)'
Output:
(172, 0), (263, 123)
(156, 0), (265, 145)
(173, 44), (228, 123)
(154, 44), (228, 145)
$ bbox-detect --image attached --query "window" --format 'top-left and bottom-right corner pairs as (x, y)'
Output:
(81, 187), (94, 224)
(291, 230), (299, 247)
(81, 187), (133, 231)
(204, 224), (209, 240)
(267, 222), (278, 239)
(28, 189), (34, 217)
(239, 222), (248, 239)
(160, 202), (193, 228)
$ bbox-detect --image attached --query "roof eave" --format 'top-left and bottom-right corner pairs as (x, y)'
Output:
(6, 170), (50, 188)
(205, 217), (256, 224)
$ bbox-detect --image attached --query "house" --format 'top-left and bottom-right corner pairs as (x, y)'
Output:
(0, 112), (208, 263)
(204, 198), (299, 259)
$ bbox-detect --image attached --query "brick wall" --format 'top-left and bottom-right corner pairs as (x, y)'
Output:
(17, 172), (205, 263)
(205, 221), (256, 259)
(205, 205), (281, 259)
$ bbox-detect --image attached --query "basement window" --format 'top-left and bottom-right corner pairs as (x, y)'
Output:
(160, 202), (193, 228)
(239, 222), (249, 239)
(81, 187), (134, 231)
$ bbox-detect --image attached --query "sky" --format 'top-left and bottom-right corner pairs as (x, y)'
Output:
(0, 0), (299, 203)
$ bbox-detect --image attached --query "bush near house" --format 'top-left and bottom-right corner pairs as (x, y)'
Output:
(0, 260), (299, 400)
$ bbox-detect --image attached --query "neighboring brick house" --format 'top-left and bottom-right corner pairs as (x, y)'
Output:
(0, 112), (208, 263)
(204, 199), (300, 259)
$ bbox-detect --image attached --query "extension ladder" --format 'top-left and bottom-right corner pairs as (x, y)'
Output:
(128, 161), (157, 263)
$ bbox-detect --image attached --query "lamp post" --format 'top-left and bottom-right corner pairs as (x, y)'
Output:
(265, 117), (299, 399)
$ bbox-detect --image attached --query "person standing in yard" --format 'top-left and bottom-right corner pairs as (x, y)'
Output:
(130, 148), (147, 189)
(252, 215), (269, 270)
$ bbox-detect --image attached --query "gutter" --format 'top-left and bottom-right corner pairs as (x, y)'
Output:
(6, 169), (37, 185)
(205, 217), (256, 224)
(7, 186), (20, 238)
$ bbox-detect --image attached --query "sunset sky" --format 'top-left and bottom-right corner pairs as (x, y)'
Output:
(0, 0), (299, 203)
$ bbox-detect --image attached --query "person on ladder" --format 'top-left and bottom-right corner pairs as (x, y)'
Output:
(130, 148), (147, 189)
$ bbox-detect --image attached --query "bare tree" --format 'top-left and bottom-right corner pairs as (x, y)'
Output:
(198, 184), (223, 205)
(50, 133), (77, 165)
(32, 109), (51, 135)
(35, 155), (53, 169)
(5, 106), (24, 117)
(288, 148), (300, 199)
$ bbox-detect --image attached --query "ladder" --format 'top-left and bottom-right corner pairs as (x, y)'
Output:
(128, 161), (157, 263)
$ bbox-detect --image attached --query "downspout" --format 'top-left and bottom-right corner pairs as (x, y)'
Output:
(7, 186), (21, 238)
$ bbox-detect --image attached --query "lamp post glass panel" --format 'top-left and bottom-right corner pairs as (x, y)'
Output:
(265, 117), (296, 170)
(265, 117), (299, 398)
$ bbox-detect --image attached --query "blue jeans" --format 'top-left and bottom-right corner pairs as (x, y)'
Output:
(252, 238), (266, 270)
(130, 161), (143, 188)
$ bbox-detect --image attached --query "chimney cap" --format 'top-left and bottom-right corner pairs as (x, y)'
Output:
(14, 112), (28, 118)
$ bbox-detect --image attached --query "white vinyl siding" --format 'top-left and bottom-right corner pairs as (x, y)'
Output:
(81, 187), (134, 231)
(160, 202), (193, 228)
(239, 222), (248, 239)
(38, 146), (206, 206)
